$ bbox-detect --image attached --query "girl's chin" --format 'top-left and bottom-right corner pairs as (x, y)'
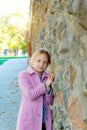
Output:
(37, 70), (44, 74)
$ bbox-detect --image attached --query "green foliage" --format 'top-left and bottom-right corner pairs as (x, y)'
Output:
(0, 14), (27, 53)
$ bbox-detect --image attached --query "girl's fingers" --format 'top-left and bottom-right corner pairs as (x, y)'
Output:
(48, 72), (55, 83)
(48, 73), (52, 79)
(49, 73), (55, 82)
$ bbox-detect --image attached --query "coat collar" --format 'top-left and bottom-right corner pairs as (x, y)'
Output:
(27, 66), (36, 74)
(27, 66), (48, 78)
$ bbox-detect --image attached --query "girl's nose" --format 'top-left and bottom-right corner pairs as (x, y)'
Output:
(40, 62), (43, 66)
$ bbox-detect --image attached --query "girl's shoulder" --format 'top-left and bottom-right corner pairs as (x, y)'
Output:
(19, 66), (34, 76)
(19, 70), (28, 77)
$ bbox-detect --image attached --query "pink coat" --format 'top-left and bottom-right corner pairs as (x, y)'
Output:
(16, 66), (54, 130)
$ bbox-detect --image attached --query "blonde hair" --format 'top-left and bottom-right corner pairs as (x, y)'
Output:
(30, 49), (51, 65)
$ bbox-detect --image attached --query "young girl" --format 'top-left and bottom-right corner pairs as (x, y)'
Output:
(16, 49), (55, 130)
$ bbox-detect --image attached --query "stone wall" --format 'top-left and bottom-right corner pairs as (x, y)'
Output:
(28, 0), (87, 130)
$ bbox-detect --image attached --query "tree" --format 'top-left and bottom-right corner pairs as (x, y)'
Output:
(0, 12), (28, 55)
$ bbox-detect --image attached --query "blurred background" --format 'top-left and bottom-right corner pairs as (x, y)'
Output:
(0, 0), (30, 57)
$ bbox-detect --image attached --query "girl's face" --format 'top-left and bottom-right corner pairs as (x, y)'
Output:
(32, 54), (49, 75)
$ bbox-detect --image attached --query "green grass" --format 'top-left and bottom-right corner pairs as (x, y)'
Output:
(0, 59), (8, 65)
(0, 56), (28, 65)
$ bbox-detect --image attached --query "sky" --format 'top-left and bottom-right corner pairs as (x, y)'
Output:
(0, 0), (30, 16)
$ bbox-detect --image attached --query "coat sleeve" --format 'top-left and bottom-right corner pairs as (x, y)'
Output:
(18, 71), (46, 101)
(45, 88), (54, 105)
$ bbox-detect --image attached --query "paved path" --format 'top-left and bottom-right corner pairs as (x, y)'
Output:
(0, 58), (27, 130)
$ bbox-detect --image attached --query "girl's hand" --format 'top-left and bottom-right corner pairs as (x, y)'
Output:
(49, 72), (55, 82)
(45, 72), (55, 91)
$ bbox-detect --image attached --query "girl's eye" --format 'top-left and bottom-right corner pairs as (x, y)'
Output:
(37, 60), (41, 62)
(43, 61), (48, 65)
